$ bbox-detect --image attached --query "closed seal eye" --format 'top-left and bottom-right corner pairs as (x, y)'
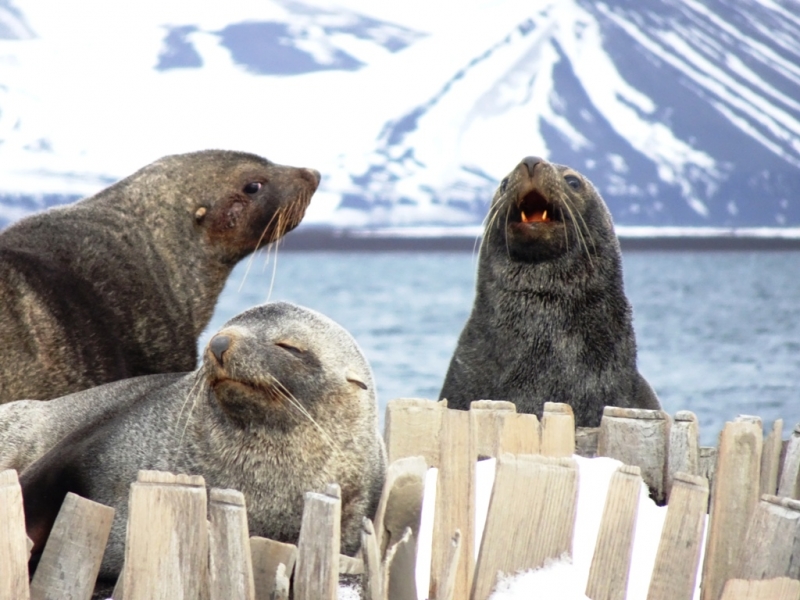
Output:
(276, 342), (304, 357)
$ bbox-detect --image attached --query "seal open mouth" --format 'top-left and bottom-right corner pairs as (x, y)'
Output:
(518, 189), (558, 224)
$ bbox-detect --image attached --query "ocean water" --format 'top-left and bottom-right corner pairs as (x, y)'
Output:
(200, 250), (800, 445)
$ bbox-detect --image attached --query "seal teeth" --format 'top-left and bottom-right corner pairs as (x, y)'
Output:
(521, 210), (529, 222)
(542, 210), (548, 221)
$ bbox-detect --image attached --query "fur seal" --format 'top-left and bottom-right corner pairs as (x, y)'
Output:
(7, 301), (386, 580)
(0, 150), (319, 403)
(439, 156), (660, 426)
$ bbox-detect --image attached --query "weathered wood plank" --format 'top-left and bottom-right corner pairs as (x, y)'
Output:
(667, 411), (699, 499)
(0, 469), (31, 600)
(372, 455), (427, 556)
(30, 492), (115, 600)
(384, 398), (446, 466)
(540, 402), (575, 457)
(436, 530), (462, 600)
(736, 495), (800, 580)
(250, 537), (297, 600)
(470, 400), (516, 459)
(208, 488), (255, 600)
(585, 465), (641, 600)
(361, 519), (383, 600)
(430, 408), (475, 600)
(761, 420), (784, 497)
(383, 527), (414, 600)
(778, 423), (800, 499)
(597, 407), (671, 504)
(294, 485), (341, 600)
(720, 578), (800, 600)
(121, 470), (209, 600)
(471, 455), (578, 600)
(699, 446), (718, 498)
(647, 473), (709, 600)
(700, 417), (763, 600)
(498, 413), (540, 456)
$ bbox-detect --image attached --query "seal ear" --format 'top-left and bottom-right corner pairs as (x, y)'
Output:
(346, 371), (368, 390)
(195, 207), (207, 223)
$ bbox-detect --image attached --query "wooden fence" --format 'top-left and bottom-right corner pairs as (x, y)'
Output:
(2, 399), (800, 600)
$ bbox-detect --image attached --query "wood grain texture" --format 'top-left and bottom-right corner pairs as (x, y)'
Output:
(436, 530), (462, 600)
(778, 424), (800, 499)
(700, 417), (763, 600)
(469, 400), (516, 459)
(430, 408), (475, 600)
(736, 495), (800, 581)
(208, 488), (255, 600)
(250, 537), (297, 600)
(294, 487), (341, 600)
(720, 578), (800, 600)
(498, 413), (540, 456)
(667, 411), (699, 499)
(760, 420), (783, 497)
(30, 492), (114, 600)
(585, 465), (641, 600)
(372, 455), (427, 556)
(361, 519), (383, 600)
(541, 402), (575, 457)
(597, 407), (670, 504)
(471, 455), (578, 600)
(0, 469), (31, 600)
(384, 398), (446, 466)
(382, 527), (414, 600)
(647, 473), (709, 600)
(122, 470), (209, 600)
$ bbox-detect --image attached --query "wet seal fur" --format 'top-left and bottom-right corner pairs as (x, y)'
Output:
(0, 150), (319, 403)
(4, 302), (386, 581)
(440, 156), (660, 426)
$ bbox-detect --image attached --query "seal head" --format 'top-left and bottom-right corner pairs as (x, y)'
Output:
(0, 150), (320, 403)
(440, 156), (660, 426)
(14, 302), (385, 579)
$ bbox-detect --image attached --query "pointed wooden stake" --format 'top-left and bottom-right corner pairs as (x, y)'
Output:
(736, 495), (800, 580)
(294, 485), (341, 600)
(720, 578), (800, 600)
(122, 470), (209, 600)
(778, 423), (800, 499)
(667, 411), (699, 499)
(0, 469), (31, 600)
(470, 400), (516, 458)
(701, 417), (763, 600)
(598, 407), (671, 504)
(361, 519), (383, 600)
(436, 530), (463, 600)
(30, 492), (115, 600)
(647, 473), (709, 600)
(471, 455), (579, 600)
(541, 402), (575, 457)
(385, 398), (446, 466)
(761, 419), (783, 497)
(585, 465), (641, 600)
(430, 408), (475, 600)
(208, 488), (255, 600)
(250, 538), (297, 600)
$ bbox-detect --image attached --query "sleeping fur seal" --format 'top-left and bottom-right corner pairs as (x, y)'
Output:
(440, 156), (660, 426)
(7, 301), (385, 580)
(0, 150), (319, 403)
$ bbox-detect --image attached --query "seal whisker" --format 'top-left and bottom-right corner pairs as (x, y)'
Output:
(563, 195), (596, 263)
(269, 375), (338, 449)
(238, 208), (283, 293)
(177, 371), (209, 445)
(559, 196), (589, 259)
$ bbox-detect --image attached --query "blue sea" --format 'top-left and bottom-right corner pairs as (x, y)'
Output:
(200, 250), (800, 446)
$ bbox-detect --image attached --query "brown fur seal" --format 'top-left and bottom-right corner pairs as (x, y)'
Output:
(0, 150), (319, 403)
(7, 301), (386, 581)
(439, 156), (660, 427)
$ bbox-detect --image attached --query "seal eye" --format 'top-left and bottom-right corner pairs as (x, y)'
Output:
(243, 182), (262, 194)
(276, 342), (304, 357)
(564, 175), (581, 190)
(499, 178), (509, 193)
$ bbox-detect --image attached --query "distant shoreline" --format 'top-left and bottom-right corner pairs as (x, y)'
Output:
(279, 226), (800, 252)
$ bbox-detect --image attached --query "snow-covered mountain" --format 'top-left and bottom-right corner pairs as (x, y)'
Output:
(1, 0), (799, 229)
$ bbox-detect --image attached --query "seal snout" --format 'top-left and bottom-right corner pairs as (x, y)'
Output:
(301, 168), (321, 188)
(209, 334), (231, 366)
(521, 156), (544, 177)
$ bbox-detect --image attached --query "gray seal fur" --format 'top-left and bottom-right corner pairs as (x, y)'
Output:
(0, 150), (319, 403)
(9, 302), (386, 579)
(439, 156), (660, 426)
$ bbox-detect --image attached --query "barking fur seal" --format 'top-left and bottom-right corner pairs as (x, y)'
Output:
(440, 156), (660, 426)
(0, 150), (319, 403)
(6, 302), (386, 580)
